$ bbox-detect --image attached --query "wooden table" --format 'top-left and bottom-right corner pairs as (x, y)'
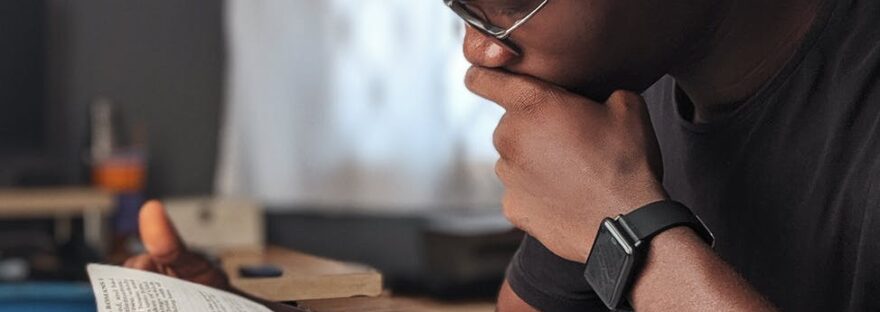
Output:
(221, 246), (384, 302)
(221, 247), (495, 312)
(298, 296), (495, 312)
(0, 187), (115, 253)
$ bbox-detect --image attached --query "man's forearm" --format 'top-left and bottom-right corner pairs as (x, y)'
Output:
(630, 227), (777, 311)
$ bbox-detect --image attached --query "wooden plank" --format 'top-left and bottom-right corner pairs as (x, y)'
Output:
(0, 187), (114, 217)
(298, 296), (495, 312)
(221, 246), (383, 302)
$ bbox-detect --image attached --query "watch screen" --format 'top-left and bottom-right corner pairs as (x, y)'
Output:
(584, 221), (630, 307)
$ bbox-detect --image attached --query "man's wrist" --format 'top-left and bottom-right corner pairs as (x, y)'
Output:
(628, 226), (711, 308)
(620, 183), (669, 215)
(627, 225), (778, 312)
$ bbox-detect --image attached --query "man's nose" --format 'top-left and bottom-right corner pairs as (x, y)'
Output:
(463, 26), (519, 68)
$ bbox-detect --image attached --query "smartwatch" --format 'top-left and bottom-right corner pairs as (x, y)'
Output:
(583, 200), (714, 310)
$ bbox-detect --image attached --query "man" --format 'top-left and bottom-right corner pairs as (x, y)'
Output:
(126, 0), (879, 310)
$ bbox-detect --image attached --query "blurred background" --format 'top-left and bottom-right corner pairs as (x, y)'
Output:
(0, 0), (522, 310)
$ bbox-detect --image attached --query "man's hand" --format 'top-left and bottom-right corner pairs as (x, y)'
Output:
(466, 66), (668, 262)
(123, 201), (306, 312)
(123, 200), (230, 290)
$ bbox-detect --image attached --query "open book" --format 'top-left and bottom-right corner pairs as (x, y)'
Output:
(87, 264), (272, 312)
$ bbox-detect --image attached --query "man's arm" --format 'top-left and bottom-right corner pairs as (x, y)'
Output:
(463, 67), (777, 311)
(124, 201), (306, 312)
(496, 228), (776, 311)
(629, 227), (775, 311)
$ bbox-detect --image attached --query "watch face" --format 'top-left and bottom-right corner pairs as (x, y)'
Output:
(584, 219), (634, 309)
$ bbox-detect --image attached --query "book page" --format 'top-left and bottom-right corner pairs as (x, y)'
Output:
(87, 264), (272, 312)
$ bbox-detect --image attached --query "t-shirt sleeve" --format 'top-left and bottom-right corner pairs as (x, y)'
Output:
(506, 234), (609, 311)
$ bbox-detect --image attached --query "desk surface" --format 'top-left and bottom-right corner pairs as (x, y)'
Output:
(0, 187), (114, 217)
(222, 246), (384, 302)
(223, 247), (494, 311)
(299, 296), (495, 312)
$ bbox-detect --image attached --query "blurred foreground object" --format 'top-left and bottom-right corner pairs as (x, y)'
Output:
(89, 98), (148, 264)
(0, 187), (114, 255)
(90, 98), (147, 195)
(0, 283), (95, 312)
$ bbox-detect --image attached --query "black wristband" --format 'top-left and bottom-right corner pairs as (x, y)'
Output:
(620, 200), (714, 247)
(584, 200), (714, 310)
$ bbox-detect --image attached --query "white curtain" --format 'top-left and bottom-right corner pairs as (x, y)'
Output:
(217, 0), (504, 213)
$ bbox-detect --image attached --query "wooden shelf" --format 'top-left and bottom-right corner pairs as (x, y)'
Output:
(0, 187), (114, 218)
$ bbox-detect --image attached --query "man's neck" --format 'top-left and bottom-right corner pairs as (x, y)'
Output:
(670, 0), (824, 123)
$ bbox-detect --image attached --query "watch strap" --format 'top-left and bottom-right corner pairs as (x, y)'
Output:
(619, 200), (714, 246)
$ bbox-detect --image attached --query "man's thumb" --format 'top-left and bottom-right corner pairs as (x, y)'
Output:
(139, 200), (186, 265)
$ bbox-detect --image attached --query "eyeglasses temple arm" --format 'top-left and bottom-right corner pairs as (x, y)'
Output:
(497, 0), (550, 39)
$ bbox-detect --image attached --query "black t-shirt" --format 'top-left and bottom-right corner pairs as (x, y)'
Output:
(505, 0), (880, 311)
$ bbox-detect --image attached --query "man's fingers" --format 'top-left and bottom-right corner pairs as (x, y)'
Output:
(466, 66), (549, 112)
(123, 254), (159, 272)
(139, 200), (186, 266)
(466, 66), (582, 113)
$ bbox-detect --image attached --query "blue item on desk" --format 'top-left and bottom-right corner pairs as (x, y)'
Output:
(0, 283), (96, 312)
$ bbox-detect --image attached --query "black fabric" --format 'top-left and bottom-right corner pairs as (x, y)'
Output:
(621, 200), (713, 245)
(506, 235), (609, 312)
(505, 0), (880, 311)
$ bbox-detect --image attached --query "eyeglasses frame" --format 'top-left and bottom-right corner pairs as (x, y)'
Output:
(444, 0), (551, 53)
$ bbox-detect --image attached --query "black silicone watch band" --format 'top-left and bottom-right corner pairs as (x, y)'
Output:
(619, 200), (714, 246)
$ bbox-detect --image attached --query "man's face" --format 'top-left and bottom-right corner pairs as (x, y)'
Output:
(462, 0), (719, 100)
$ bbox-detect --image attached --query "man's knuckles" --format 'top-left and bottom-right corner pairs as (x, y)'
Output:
(606, 89), (641, 105)
(501, 193), (529, 231)
(605, 89), (647, 116)
(464, 66), (484, 94)
(494, 160), (511, 184)
(492, 113), (554, 165)
(492, 119), (519, 160)
(123, 254), (158, 272)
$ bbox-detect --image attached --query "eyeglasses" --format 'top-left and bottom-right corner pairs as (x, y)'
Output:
(444, 0), (550, 54)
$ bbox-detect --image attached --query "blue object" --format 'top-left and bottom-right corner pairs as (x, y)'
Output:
(115, 192), (146, 236)
(0, 283), (96, 312)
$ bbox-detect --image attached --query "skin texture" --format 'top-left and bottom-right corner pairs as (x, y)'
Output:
(463, 0), (822, 311)
(123, 0), (821, 310)
(464, 0), (722, 101)
(465, 68), (667, 262)
(124, 201), (304, 312)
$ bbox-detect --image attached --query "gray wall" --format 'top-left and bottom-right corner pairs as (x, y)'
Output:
(50, 0), (224, 196)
